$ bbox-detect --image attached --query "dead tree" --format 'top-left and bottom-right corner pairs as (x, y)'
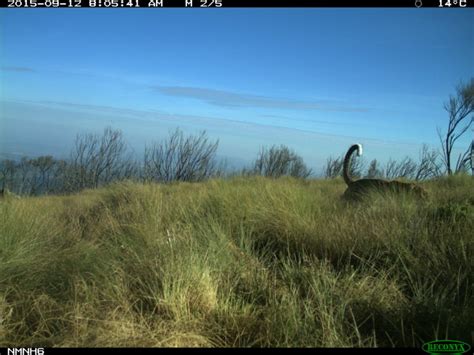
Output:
(253, 145), (312, 179)
(324, 156), (344, 178)
(415, 144), (442, 180)
(438, 78), (474, 175)
(67, 127), (129, 191)
(144, 129), (219, 183)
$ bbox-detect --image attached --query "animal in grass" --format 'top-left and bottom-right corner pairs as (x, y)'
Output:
(342, 144), (427, 201)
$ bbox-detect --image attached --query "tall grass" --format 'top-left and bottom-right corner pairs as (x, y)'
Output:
(0, 175), (472, 347)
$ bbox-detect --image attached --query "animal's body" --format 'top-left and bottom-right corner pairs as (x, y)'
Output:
(342, 144), (427, 201)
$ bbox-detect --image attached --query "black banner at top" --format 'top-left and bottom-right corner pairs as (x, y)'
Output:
(1, 0), (473, 7)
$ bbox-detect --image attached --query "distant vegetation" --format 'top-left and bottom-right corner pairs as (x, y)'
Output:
(0, 124), (471, 197)
(1, 126), (315, 196)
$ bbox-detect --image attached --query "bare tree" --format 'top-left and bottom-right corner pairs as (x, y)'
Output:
(144, 129), (219, 183)
(16, 157), (33, 195)
(324, 156), (344, 178)
(415, 144), (442, 180)
(384, 157), (417, 180)
(384, 159), (405, 180)
(9, 156), (66, 195)
(252, 145), (312, 179)
(438, 78), (474, 175)
(49, 159), (68, 194)
(67, 127), (129, 191)
(29, 156), (56, 194)
(0, 159), (16, 191)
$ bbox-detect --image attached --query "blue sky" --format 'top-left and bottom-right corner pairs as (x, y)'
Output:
(0, 9), (473, 172)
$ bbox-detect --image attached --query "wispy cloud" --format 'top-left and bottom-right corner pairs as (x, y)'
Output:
(152, 86), (369, 113)
(260, 114), (355, 126)
(1, 66), (36, 72)
(34, 100), (161, 118)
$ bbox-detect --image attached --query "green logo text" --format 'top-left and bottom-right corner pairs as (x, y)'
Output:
(422, 340), (471, 355)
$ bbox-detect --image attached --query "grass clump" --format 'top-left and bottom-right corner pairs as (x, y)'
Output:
(0, 175), (472, 347)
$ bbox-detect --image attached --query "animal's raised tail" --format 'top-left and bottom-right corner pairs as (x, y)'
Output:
(343, 143), (363, 185)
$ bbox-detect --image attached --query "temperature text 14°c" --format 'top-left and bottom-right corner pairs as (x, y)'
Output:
(439, 0), (467, 7)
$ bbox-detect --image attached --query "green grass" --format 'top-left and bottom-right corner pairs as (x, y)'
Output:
(0, 175), (473, 347)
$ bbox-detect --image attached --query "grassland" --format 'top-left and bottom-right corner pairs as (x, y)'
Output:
(0, 175), (473, 347)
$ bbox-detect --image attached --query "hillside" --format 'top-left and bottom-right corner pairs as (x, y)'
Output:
(0, 175), (473, 347)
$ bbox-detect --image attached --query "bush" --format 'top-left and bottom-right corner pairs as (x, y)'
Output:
(144, 129), (219, 183)
(251, 145), (312, 179)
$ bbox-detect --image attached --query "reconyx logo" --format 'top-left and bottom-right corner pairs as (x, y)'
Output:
(422, 340), (471, 355)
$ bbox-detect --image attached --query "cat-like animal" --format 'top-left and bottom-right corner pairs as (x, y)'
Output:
(342, 144), (427, 201)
